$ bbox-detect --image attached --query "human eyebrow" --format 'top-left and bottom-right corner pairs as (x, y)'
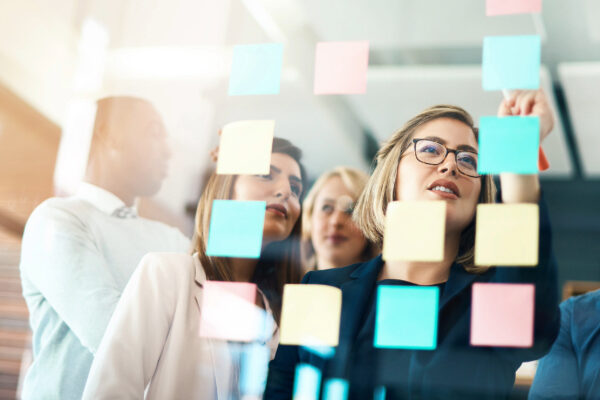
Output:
(270, 165), (281, 174)
(457, 144), (478, 153)
(421, 136), (446, 144)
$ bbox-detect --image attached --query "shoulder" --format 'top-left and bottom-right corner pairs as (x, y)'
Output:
(26, 197), (96, 225)
(564, 289), (600, 319)
(136, 252), (195, 278)
(302, 261), (365, 287)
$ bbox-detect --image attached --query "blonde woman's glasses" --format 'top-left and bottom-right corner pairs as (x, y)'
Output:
(412, 139), (480, 178)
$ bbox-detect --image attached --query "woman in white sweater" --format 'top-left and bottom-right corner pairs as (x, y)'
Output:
(82, 138), (306, 399)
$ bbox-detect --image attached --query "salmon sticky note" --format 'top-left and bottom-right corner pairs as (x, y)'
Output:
(482, 35), (541, 91)
(279, 284), (342, 346)
(199, 281), (269, 342)
(374, 286), (439, 350)
(475, 203), (539, 266)
(486, 0), (542, 16)
(471, 283), (535, 347)
(478, 116), (540, 175)
(217, 120), (274, 175)
(314, 41), (369, 95)
(383, 201), (446, 262)
(206, 200), (266, 259)
(293, 364), (322, 400)
(228, 43), (284, 96)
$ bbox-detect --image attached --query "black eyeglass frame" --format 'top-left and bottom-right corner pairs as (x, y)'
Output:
(411, 138), (481, 178)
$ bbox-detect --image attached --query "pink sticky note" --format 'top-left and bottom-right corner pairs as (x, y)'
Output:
(313, 41), (369, 95)
(486, 0), (542, 16)
(199, 281), (266, 342)
(470, 283), (535, 347)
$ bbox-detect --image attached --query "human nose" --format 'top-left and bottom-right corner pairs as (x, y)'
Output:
(438, 151), (459, 176)
(274, 179), (292, 200)
(329, 209), (347, 227)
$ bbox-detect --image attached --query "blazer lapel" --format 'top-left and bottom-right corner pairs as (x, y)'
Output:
(438, 263), (481, 310)
(329, 256), (384, 378)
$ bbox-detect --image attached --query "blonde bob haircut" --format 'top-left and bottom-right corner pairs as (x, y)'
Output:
(301, 167), (379, 270)
(353, 105), (497, 274)
(190, 137), (306, 322)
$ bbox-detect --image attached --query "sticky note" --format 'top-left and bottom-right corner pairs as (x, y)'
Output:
(240, 343), (270, 396)
(199, 281), (270, 342)
(216, 120), (274, 175)
(314, 41), (369, 95)
(474, 203), (539, 266)
(477, 116), (540, 174)
(206, 200), (266, 258)
(486, 0), (542, 16)
(323, 378), (349, 400)
(383, 201), (446, 262)
(374, 286), (439, 349)
(280, 284), (342, 346)
(471, 283), (535, 347)
(293, 364), (322, 400)
(302, 344), (335, 359)
(228, 43), (284, 95)
(482, 35), (541, 91)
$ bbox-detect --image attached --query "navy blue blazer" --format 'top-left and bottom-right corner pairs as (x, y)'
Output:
(529, 289), (600, 399)
(265, 199), (560, 399)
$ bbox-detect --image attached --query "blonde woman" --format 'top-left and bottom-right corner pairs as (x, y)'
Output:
(83, 138), (306, 399)
(302, 167), (378, 270)
(265, 91), (560, 399)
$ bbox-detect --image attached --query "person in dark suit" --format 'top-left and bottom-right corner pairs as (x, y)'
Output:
(265, 90), (561, 399)
(528, 289), (600, 399)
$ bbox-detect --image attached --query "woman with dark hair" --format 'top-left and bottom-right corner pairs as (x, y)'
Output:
(265, 90), (561, 399)
(83, 138), (306, 399)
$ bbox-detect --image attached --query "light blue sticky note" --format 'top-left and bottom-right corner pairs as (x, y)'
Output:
(229, 43), (284, 96)
(482, 35), (541, 91)
(374, 386), (387, 400)
(293, 364), (322, 400)
(374, 286), (439, 349)
(206, 200), (266, 258)
(323, 378), (349, 400)
(240, 343), (270, 396)
(478, 116), (540, 175)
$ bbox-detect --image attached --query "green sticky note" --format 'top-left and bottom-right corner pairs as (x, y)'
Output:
(482, 35), (541, 91)
(228, 43), (284, 96)
(206, 200), (266, 258)
(374, 286), (439, 350)
(478, 116), (540, 174)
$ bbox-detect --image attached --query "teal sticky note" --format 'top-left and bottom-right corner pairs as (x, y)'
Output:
(323, 378), (349, 400)
(240, 343), (270, 396)
(293, 364), (322, 400)
(482, 35), (541, 90)
(374, 286), (439, 349)
(478, 116), (540, 174)
(228, 43), (284, 95)
(206, 200), (266, 258)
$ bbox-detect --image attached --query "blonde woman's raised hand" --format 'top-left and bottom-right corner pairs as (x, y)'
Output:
(497, 89), (555, 143)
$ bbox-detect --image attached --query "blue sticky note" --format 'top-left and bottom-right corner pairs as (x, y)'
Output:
(206, 200), (266, 258)
(302, 344), (335, 359)
(323, 378), (349, 400)
(228, 43), (284, 95)
(293, 364), (322, 400)
(482, 35), (541, 90)
(478, 116), (540, 174)
(374, 286), (439, 349)
(240, 343), (270, 396)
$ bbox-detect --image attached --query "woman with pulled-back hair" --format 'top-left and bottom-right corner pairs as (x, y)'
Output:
(265, 90), (561, 399)
(83, 138), (306, 399)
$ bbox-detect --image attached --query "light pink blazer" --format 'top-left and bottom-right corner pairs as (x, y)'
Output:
(82, 253), (278, 399)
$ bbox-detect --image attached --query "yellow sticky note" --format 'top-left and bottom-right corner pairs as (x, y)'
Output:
(475, 203), (539, 266)
(216, 120), (274, 175)
(383, 201), (446, 262)
(279, 284), (342, 347)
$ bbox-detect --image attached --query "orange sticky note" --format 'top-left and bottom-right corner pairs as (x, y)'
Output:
(314, 41), (369, 95)
(279, 284), (342, 346)
(383, 201), (446, 262)
(471, 283), (535, 347)
(199, 281), (271, 342)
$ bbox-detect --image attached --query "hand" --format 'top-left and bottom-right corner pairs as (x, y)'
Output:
(209, 129), (222, 163)
(497, 89), (555, 142)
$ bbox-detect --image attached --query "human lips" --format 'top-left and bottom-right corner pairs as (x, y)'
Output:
(266, 203), (288, 218)
(428, 179), (460, 199)
(326, 233), (348, 245)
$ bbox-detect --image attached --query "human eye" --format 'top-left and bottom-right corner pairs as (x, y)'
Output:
(418, 141), (443, 155)
(257, 173), (272, 180)
(291, 183), (302, 197)
(320, 204), (334, 213)
(458, 153), (477, 169)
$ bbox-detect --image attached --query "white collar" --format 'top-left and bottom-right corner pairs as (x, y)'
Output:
(76, 182), (137, 216)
